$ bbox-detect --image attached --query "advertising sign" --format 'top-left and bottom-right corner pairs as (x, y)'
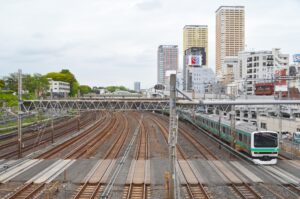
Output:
(187, 55), (202, 66)
(293, 54), (300, 62)
(274, 69), (288, 92)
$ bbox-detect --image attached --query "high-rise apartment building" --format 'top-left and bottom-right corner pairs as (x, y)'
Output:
(216, 6), (245, 77)
(157, 45), (178, 85)
(237, 48), (289, 95)
(183, 25), (208, 66)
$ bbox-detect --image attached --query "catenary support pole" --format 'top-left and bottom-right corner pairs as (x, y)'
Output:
(168, 74), (178, 199)
(17, 69), (22, 158)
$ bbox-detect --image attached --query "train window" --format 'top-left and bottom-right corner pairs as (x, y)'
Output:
(239, 133), (243, 141)
(248, 136), (251, 145)
(243, 134), (247, 143)
(225, 127), (229, 134)
(222, 126), (226, 133)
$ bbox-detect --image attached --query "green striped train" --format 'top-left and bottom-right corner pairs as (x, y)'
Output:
(193, 113), (279, 165)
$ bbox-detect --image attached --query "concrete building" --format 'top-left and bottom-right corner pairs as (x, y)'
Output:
(237, 48), (289, 95)
(258, 116), (300, 133)
(48, 79), (70, 98)
(183, 47), (215, 94)
(176, 71), (184, 91)
(134, 82), (141, 93)
(157, 45), (178, 85)
(183, 25), (208, 65)
(216, 6), (245, 78)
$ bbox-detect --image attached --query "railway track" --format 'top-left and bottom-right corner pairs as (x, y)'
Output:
(150, 115), (211, 199)
(0, 111), (100, 159)
(152, 113), (270, 199)
(178, 119), (264, 199)
(36, 111), (112, 159)
(71, 112), (131, 199)
(63, 112), (119, 159)
(285, 184), (300, 195)
(5, 111), (125, 199)
(122, 115), (150, 199)
(6, 182), (45, 199)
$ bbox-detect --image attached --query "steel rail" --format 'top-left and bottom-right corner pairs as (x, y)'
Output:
(124, 115), (148, 199)
(150, 116), (210, 199)
(100, 114), (143, 199)
(6, 182), (45, 199)
(0, 111), (100, 159)
(63, 113), (118, 159)
(35, 114), (109, 159)
(72, 112), (131, 199)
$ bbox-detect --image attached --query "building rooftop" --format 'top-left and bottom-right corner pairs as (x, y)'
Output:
(183, 25), (208, 29)
(215, 5), (245, 13)
(158, 45), (178, 48)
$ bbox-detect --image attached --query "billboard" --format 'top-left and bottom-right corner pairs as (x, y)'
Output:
(293, 54), (300, 62)
(190, 55), (202, 65)
(184, 47), (206, 66)
(187, 55), (202, 66)
(274, 69), (288, 92)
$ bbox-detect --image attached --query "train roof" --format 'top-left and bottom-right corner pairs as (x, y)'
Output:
(196, 113), (263, 134)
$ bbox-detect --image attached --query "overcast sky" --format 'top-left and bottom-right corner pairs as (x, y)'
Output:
(0, 0), (299, 89)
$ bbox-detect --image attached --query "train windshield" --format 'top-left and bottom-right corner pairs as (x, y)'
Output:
(294, 133), (300, 139)
(254, 132), (278, 148)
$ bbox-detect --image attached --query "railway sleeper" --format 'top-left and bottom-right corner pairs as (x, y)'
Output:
(231, 184), (262, 199)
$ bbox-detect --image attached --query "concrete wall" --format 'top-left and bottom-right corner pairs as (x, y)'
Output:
(258, 115), (300, 133)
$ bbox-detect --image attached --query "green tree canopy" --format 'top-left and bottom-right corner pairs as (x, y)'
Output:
(23, 74), (49, 97)
(106, 86), (132, 93)
(79, 85), (92, 95)
(0, 79), (4, 89)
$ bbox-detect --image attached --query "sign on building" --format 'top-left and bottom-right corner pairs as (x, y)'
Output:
(187, 55), (202, 66)
(293, 54), (300, 62)
(274, 69), (288, 92)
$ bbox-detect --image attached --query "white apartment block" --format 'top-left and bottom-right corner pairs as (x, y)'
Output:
(48, 79), (70, 97)
(237, 48), (289, 95)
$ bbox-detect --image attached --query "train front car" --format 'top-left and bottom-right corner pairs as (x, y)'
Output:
(251, 131), (279, 165)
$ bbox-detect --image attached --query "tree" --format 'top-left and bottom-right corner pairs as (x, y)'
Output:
(23, 74), (49, 97)
(4, 73), (18, 92)
(0, 80), (4, 89)
(79, 85), (92, 95)
(45, 69), (78, 96)
(106, 86), (132, 93)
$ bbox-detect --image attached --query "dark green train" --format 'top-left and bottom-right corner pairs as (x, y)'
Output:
(191, 113), (279, 164)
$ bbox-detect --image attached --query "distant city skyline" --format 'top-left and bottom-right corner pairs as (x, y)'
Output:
(0, 0), (299, 89)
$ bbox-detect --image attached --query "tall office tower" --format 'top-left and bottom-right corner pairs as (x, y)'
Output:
(157, 45), (178, 85)
(183, 25), (208, 66)
(134, 82), (141, 93)
(216, 6), (245, 77)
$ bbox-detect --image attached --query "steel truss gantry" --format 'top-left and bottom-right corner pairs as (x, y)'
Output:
(22, 99), (171, 111)
(21, 99), (300, 112)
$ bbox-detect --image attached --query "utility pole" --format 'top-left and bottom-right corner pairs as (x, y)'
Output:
(230, 105), (236, 150)
(17, 69), (22, 158)
(168, 74), (178, 199)
(278, 105), (282, 140)
(51, 111), (54, 143)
